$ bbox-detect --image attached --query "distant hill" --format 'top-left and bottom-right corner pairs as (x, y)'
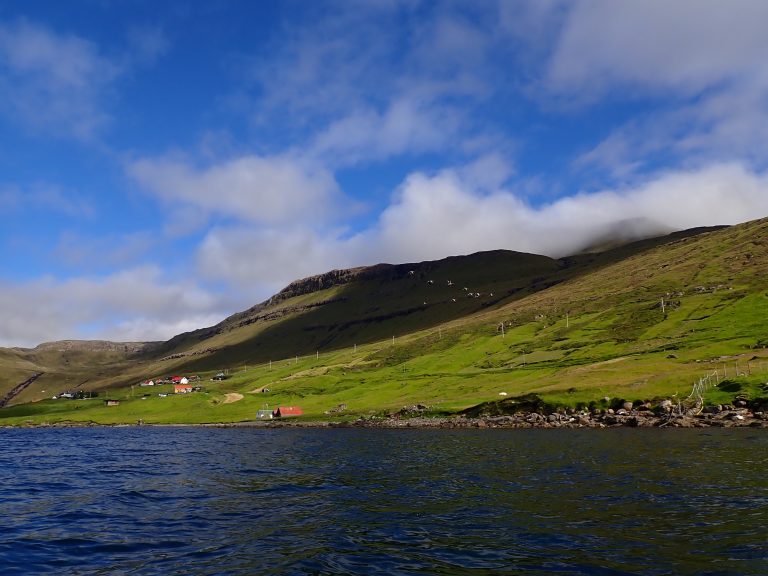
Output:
(1, 218), (767, 423)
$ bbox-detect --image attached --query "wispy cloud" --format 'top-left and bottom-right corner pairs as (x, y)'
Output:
(54, 231), (157, 271)
(546, 0), (768, 98)
(125, 24), (168, 65)
(0, 19), (119, 139)
(0, 182), (94, 217)
(128, 154), (344, 227)
(0, 266), (229, 348)
(545, 0), (768, 175)
(240, 2), (514, 166)
(309, 97), (463, 167)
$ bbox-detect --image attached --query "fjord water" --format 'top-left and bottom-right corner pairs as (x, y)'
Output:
(1, 428), (766, 575)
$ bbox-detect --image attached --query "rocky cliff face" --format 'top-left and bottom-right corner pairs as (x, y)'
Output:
(220, 266), (373, 329)
(272, 266), (371, 300)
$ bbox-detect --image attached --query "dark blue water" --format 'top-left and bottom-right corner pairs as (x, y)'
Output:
(0, 428), (766, 575)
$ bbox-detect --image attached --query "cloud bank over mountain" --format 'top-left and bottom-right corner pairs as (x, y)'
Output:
(2, 1), (768, 346)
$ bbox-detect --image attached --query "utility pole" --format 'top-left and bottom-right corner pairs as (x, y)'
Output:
(392, 335), (395, 346)
(500, 322), (505, 338)
(269, 360), (272, 371)
(661, 298), (666, 314)
(316, 350), (319, 360)
(566, 311), (569, 328)
(354, 343), (357, 353)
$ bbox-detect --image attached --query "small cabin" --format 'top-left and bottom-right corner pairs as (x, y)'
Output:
(139, 380), (155, 387)
(273, 406), (303, 418)
(174, 384), (193, 394)
(171, 376), (189, 385)
(256, 409), (273, 420)
(104, 399), (120, 407)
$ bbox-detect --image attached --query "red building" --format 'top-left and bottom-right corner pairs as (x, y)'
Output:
(273, 406), (303, 417)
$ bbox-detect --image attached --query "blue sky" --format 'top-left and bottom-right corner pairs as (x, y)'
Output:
(2, 0), (768, 347)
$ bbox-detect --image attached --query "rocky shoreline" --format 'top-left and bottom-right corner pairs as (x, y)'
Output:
(7, 402), (768, 429)
(214, 402), (768, 429)
(344, 408), (768, 429)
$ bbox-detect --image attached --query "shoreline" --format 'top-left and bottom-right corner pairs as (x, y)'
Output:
(6, 406), (768, 429)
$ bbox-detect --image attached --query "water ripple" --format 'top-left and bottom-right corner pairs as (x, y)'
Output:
(0, 428), (766, 574)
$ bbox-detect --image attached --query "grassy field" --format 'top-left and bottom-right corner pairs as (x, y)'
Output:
(2, 219), (768, 425)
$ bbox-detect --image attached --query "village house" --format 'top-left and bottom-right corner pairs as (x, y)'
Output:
(171, 376), (189, 385)
(174, 384), (193, 394)
(273, 406), (303, 418)
(256, 409), (273, 419)
(104, 399), (120, 407)
(139, 379), (155, 387)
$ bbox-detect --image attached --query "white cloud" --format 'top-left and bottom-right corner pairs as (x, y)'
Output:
(0, 182), (94, 217)
(546, 1), (768, 172)
(0, 19), (119, 139)
(128, 154), (343, 226)
(358, 162), (768, 262)
(191, 162), (768, 299)
(0, 266), (228, 348)
(310, 97), (462, 166)
(547, 0), (768, 97)
(197, 226), (346, 294)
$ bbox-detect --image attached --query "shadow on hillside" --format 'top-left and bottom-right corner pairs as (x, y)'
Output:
(170, 226), (725, 372)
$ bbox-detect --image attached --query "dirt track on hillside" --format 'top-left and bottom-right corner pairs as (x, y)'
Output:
(223, 393), (244, 404)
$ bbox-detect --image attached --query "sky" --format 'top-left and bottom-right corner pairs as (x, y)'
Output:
(2, 0), (768, 347)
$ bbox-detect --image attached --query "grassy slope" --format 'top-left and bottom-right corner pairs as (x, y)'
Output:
(2, 220), (767, 424)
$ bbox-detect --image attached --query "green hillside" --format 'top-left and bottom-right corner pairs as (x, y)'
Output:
(2, 219), (767, 425)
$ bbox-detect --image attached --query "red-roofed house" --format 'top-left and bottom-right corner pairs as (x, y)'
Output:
(171, 376), (189, 384)
(174, 384), (193, 394)
(273, 406), (303, 417)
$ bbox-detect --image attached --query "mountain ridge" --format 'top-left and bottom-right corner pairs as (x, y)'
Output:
(3, 219), (764, 418)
